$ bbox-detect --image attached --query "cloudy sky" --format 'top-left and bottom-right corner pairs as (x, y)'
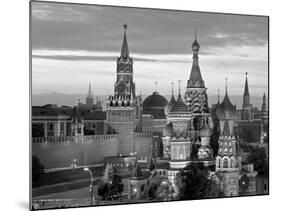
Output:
(31, 1), (268, 97)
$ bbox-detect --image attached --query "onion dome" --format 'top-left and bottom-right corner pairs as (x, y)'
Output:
(131, 162), (143, 179)
(220, 89), (236, 112)
(199, 123), (212, 137)
(163, 122), (173, 137)
(143, 91), (168, 118)
(192, 39), (200, 51)
(169, 93), (189, 114)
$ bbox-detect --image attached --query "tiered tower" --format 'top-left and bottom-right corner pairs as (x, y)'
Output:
(184, 33), (209, 115)
(106, 24), (140, 155)
(216, 116), (241, 196)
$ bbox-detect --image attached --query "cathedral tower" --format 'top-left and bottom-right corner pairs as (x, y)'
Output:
(184, 32), (209, 114)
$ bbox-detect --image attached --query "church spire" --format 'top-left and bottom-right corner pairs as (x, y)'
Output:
(120, 24), (129, 58)
(261, 93), (267, 112)
(87, 81), (92, 96)
(243, 72), (250, 96)
(187, 29), (205, 88)
(242, 72), (250, 108)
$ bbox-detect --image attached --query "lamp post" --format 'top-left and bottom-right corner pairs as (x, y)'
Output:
(70, 159), (77, 183)
(84, 167), (94, 206)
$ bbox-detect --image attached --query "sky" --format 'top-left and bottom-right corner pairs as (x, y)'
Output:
(31, 1), (268, 97)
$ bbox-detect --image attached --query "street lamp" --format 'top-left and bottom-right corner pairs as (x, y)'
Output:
(70, 159), (77, 183)
(84, 167), (94, 206)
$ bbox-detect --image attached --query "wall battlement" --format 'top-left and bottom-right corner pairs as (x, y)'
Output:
(133, 132), (153, 138)
(32, 134), (119, 143)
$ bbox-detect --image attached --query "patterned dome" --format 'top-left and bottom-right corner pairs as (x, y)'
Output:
(169, 93), (189, 114)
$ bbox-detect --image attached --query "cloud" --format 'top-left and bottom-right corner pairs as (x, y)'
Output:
(31, 1), (268, 97)
(31, 2), (268, 54)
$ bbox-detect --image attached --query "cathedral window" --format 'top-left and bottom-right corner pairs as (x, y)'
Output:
(223, 158), (228, 168)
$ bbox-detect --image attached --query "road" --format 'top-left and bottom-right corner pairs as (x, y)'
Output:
(32, 178), (129, 210)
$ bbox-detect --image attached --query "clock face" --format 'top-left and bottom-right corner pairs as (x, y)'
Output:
(117, 81), (126, 94)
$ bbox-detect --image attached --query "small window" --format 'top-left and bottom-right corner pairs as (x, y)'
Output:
(60, 122), (64, 131)
(92, 123), (96, 128)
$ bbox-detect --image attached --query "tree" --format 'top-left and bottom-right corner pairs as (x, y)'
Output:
(32, 155), (45, 187)
(97, 165), (124, 200)
(32, 124), (44, 137)
(247, 147), (268, 177)
(148, 180), (174, 201)
(175, 163), (219, 200)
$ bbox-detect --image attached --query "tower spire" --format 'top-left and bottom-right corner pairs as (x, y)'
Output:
(261, 92), (267, 112)
(88, 81), (92, 96)
(243, 72), (250, 96)
(187, 30), (205, 88)
(242, 72), (250, 108)
(171, 82), (174, 96)
(155, 81), (158, 93)
(120, 24), (129, 58)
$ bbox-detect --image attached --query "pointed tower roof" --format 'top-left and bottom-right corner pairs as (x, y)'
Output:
(87, 81), (93, 97)
(220, 78), (235, 111)
(221, 118), (230, 136)
(169, 81), (189, 114)
(187, 31), (205, 88)
(166, 82), (176, 110)
(131, 162), (143, 179)
(146, 156), (155, 171)
(243, 72), (250, 96)
(120, 24), (129, 58)
(261, 93), (267, 112)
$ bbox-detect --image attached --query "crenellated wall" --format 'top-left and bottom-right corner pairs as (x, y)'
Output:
(32, 133), (153, 169)
(32, 135), (119, 169)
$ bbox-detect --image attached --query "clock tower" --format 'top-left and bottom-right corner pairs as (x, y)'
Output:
(106, 24), (140, 156)
(114, 23), (135, 98)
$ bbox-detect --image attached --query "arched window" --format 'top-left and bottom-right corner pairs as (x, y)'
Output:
(179, 147), (184, 160)
(223, 158), (228, 168)
(230, 159), (235, 168)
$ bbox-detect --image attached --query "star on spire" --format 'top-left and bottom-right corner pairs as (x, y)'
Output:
(123, 23), (128, 30)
